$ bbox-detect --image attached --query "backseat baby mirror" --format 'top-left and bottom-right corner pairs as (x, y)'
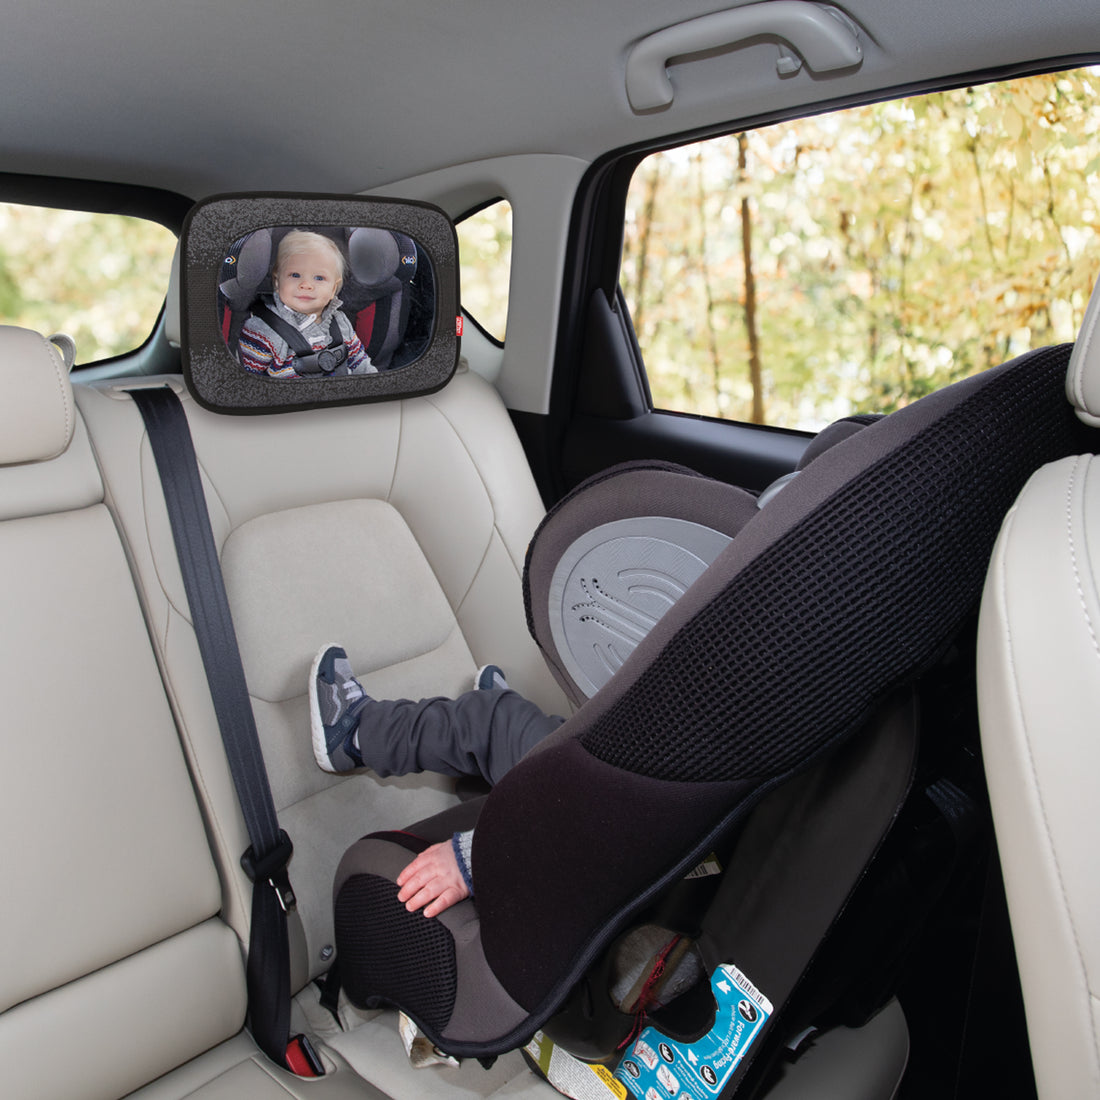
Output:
(180, 193), (459, 413)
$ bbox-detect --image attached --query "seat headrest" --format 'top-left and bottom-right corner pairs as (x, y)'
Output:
(1065, 271), (1100, 426)
(0, 326), (75, 466)
(346, 227), (417, 286)
(217, 228), (273, 311)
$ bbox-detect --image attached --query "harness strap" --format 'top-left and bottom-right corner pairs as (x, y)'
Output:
(251, 302), (346, 374)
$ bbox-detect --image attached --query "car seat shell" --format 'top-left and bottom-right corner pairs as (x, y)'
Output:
(335, 341), (1092, 1058)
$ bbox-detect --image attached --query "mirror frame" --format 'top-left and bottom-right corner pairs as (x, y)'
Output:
(181, 193), (459, 414)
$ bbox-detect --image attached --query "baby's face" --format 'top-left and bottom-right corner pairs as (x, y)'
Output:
(274, 245), (341, 316)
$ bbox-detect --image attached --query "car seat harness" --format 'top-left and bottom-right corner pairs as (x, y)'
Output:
(248, 300), (349, 375)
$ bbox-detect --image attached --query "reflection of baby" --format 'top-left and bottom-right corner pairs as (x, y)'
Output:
(239, 231), (376, 378)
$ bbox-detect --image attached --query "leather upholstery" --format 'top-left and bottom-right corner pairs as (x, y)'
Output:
(1065, 273), (1100, 426)
(0, 325), (74, 465)
(75, 368), (570, 993)
(1, 321), (564, 1098)
(979, 455), (1100, 1099)
(0, 327), (252, 1097)
(979, 273), (1100, 1098)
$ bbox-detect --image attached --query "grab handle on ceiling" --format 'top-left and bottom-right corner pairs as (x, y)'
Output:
(625, 1), (863, 112)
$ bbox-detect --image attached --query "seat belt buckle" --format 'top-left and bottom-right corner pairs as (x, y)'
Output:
(285, 1033), (325, 1077)
(241, 829), (297, 912)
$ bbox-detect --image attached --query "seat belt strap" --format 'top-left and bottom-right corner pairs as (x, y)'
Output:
(130, 385), (296, 1070)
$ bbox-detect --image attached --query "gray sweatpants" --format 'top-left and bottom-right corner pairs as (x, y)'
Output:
(354, 687), (564, 786)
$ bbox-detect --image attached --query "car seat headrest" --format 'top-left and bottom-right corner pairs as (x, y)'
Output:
(1065, 268), (1100, 426)
(796, 414), (883, 470)
(348, 226), (415, 286)
(218, 228), (275, 311)
(525, 415), (885, 705)
(216, 226), (413, 313)
(0, 326), (75, 466)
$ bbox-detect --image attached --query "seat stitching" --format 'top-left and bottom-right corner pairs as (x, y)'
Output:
(421, 393), (509, 609)
(41, 331), (74, 455)
(1068, 457), (1100, 665)
(1062, 455), (1100, 1075)
(1028, 455), (1100, 1074)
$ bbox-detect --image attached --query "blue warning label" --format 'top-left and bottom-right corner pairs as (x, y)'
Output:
(614, 963), (772, 1099)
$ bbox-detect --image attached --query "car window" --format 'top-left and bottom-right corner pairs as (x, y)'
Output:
(457, 200), (512, 342)
(621, 66), (1100, 431)
(0, 201), (177, 365)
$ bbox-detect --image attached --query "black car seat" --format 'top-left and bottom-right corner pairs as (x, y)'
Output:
(333, 338), (1093, 1079)
(218, 226), (422, 370)
(523, 415), (882, 708)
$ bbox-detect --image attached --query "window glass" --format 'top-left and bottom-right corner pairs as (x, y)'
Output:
(0, 202), (177, 364)
(621, 67), (1100, 430)
(457, 200), (512, 341)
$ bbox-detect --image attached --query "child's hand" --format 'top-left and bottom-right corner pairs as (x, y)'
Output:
(396, 840), (470, 918)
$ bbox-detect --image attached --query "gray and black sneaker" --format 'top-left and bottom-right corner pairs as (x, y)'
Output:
(310, 644), (369, 773)
(475, 664), (510, 692)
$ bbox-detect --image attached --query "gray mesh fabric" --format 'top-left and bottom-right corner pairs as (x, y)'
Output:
(334, 872), (458, 1033)
(578, 347), (1082, 782)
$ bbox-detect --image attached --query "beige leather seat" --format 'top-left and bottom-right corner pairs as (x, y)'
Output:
(0, 313), (910, 1097)
(74, 353), (573, 1092)
(77, 340), (916, 1099)
(0, 324), (379, 1099)
(978, 277), (1100, 1098)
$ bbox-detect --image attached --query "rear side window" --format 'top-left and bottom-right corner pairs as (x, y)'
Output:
(0, 202), (177, 364)
(457, 200), (512, 342)
(621, 67), (1100, 430)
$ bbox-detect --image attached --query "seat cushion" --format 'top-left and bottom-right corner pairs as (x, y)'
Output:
(978, 453), (1100, 1099)
(74, 368), (570, 990)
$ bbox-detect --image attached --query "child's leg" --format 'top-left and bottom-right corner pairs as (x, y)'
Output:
(310, 643), (562, 782)
(356, 688), (562, 785)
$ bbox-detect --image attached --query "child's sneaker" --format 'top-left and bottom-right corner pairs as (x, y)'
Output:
(475, 664), (510, 692)
(310, 644), (369, 773)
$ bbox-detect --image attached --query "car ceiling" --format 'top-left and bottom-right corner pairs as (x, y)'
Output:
(2, 0), (1098, 201)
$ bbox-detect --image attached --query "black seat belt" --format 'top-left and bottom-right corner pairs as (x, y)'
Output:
(130, 385), (300, 1071)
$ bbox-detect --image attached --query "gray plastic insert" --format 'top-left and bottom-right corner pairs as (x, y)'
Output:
(548, 516), (733, 699)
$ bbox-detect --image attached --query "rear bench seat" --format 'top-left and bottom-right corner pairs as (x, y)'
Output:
(72, 349), (571, 1093)
(0, 325), (385, 1099)
(3, 314), (907, 1098)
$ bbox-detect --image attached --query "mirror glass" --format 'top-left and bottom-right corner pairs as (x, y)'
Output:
(219, 225), (435, 379)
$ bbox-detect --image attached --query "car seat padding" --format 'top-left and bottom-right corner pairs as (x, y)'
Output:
(524, 461), (759, 707)
(334, 343), (1089, 1057)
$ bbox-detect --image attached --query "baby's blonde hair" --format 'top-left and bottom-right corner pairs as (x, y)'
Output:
(274, 230), (347, 289)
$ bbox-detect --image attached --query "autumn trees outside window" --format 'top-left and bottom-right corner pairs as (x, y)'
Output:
(0, 204), (176, 365)
(457, 200), (513, 343)
(621, 67), (1100, 431)
(3, 68), (1095, 398)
